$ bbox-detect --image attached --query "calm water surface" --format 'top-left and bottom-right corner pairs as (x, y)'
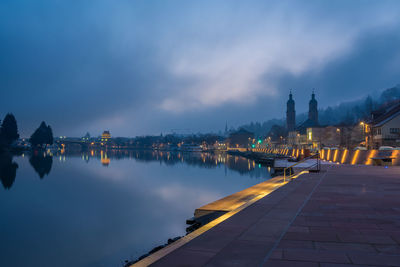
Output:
(0, 150), (272, 267)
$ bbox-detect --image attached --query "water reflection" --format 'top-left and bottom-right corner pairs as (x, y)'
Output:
(29, 152), (53, 179)
(0, 153), (18, 189)
(0, 150), (272, 267)
(0, 149), (268, 188)
(66, 149), (269, 178)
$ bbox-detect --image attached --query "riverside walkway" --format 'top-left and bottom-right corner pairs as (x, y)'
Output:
(145, 165), (400, 266)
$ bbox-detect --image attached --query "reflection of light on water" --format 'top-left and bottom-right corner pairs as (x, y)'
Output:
(100, 150), (110, 166)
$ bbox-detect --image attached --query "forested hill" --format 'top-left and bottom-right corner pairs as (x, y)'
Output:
(239, 84), (400, 137)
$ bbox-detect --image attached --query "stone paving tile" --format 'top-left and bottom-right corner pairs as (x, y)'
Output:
(277, 240), (314, 249)
(287, 225), (310, 233)
(205, 239), (273, 267)
(263, 259), (319, 267)
(365, 234), (397, 245)
(282, 248), (351, 263)
(283, 232), (340, 242)
(151, 248), (216, 267)
(241, 218), (288, 236)
(269, 248), (283, 260)
(183, 224), (247, 253)
(375, 244), (400, 255)
(264, 166), (400, 267)
(309, 226), (360, 235)
(348, 252), (400, 266)
(150, 166), (400, 266)
(314, 241), (376, 252)
(320, 263), (380, 267)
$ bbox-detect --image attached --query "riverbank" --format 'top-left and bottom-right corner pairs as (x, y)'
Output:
(130, 164), (310, 266)
(133, 164), (400, 266)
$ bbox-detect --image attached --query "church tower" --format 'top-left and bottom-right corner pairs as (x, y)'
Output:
(286, 91), (296, 131)
(308, 90), (318, 125)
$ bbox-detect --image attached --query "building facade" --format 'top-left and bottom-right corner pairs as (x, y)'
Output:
(368, 103), (400, 148)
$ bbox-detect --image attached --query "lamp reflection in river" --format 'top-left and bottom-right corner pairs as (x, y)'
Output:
(100, 150), (110, 166)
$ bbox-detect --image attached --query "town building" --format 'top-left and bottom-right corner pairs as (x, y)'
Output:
(367, 102), (400, 148)
(101, 131), (111, 142)
(287, 91), (320, 149)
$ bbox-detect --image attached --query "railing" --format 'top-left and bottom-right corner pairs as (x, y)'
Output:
(283, 153), (320, 182)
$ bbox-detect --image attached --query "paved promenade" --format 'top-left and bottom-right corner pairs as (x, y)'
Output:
(149, 165), (400, 266)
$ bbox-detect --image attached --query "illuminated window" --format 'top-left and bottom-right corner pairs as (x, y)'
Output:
(308, 131), (312, 141)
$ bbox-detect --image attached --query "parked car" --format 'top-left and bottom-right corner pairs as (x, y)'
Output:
(354, 146), (367, 150)
(378, 146), (394, 150)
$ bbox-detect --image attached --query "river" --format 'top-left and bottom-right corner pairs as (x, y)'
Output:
(0, 150), (272, 267)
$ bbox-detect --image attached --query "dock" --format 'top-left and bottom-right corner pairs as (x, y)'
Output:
(194, 176), (287, 218)
(135, 164), (400, 266)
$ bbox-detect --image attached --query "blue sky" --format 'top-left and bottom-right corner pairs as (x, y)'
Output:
(1, 0), (400, 137)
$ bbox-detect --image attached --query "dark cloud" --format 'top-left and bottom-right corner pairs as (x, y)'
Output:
(1, 0), (400, 137)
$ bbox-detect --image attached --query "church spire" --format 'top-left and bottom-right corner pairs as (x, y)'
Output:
(286, 90), (296, 131)
(308, 89), (318, 125)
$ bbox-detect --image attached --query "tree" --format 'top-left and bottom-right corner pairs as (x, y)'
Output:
(47, 125), (54, 145)
(267, 124), (287, 142)
(0, 113), (19, 145)
(30, 121), (54, 147)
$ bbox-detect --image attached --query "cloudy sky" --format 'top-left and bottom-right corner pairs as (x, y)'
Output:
(1, 0), (400, 137)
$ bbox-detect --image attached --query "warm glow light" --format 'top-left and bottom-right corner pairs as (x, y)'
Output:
(366, 150), (378, 165)
(392, 150), (399, 165)
(333, 149), (338, 162)
(351, 150), (360, 165)
(341, 149), (348, 164)
(327, 149), (331, 161)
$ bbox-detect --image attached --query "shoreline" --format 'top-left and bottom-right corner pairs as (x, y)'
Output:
(129, 169), (309, 267)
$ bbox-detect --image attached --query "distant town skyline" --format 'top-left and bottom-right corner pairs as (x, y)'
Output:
(2, 0), (400, 137)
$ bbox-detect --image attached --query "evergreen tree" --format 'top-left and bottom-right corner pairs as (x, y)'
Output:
(0, 119), (5, 151)
(30, 121), (54, 147)
(0, 113), (19, 145)
(47, 125), (54, 145)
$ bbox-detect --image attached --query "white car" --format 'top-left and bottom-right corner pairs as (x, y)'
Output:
(354, 146), (367, 150)
(378, 146), (394, 151)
